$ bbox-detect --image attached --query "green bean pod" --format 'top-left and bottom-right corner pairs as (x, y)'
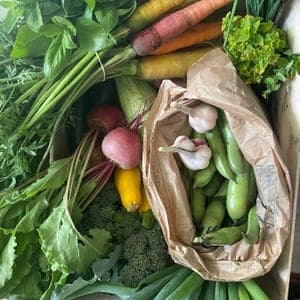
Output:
(219, 111), (245, 175)
(199, 197), (226, 234)
(238, 283), (251, 300)
(242, 279), (270, 300)
(165, 272), (205, 300)
(226, 163), (250, 222)
(154, 267), (192, 300)
(203, 172), (224, 197)
(194, 223), (247, 247)
(247, 165), (257, 205)
(193, 159), (216, 188)
(215, 281), (227, 300)
(204, 281), (215, 300)
(190, 188), (206, 230)
(205, 126), (235, 181)
(242, 205), (260, 245)
(227, 282), (239, 300)
(214, 180), (229, 198)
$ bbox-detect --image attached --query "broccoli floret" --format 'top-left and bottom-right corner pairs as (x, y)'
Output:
(119, 225), (172, 287)
(123, 231), (148, 261)
(96, 180), (120, 207)
(119, 255), (153, 288)
(112, 209), (141, 243)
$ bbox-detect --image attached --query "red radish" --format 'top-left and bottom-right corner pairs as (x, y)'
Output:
(132, 0), (233, 56)
(101, 127), (142, 169)
(87, 104), (125, 133)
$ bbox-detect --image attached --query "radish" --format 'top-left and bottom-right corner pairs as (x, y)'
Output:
(101, 127), (142, 169)
(87, 104), (125, 133)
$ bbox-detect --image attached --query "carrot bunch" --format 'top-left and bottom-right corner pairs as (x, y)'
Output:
(128, 0), (232, 80)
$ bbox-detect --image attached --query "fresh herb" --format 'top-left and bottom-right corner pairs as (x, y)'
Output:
(0, 0), (137, 191)
(222, 13), (300, 98)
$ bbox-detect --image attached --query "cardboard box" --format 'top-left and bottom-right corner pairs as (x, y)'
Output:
(265, 1), (300, 298)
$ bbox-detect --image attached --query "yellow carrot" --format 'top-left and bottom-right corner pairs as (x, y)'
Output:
(127, 0), (200, 33)
(150, 21), (222, 55)
(137, 47), (212, 80)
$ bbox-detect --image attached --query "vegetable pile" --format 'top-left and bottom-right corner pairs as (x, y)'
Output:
(0, 0), (298, 299)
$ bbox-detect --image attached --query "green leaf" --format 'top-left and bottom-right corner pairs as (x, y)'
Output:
(0, 229), (17, 288)
(0, 1), (16, 9)
(92, 245), (122, 281)
(25, 158), (72, 197)
(52, 276), (97, 300)
(61, 0), (83, 16)
(52, 16), (76, 35)
(95, 7), (119, 32)
(15, 192), (49, 232)
(0, 237), (35, 297)
(25, 1), (43, 31)
(11, 24), (52, 58)
(10, 265), (43, 299)
(38, 202), (112, 275)
(39, 24), (63, 38)
(44, 33), (72, 78)
(62, 30), (77, 50)
(3, 7), (23, 34)
(76, 17), (116, 51)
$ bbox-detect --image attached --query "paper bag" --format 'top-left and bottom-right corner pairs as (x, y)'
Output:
(142, 48), (292, 281)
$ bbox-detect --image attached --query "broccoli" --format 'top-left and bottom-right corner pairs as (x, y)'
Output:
(123, 231), (148, 261)
(119, 254), (153, 288)
(120, 225), (172, 287)
(112, 209), (141, 243)
(78, 181), (172, 289)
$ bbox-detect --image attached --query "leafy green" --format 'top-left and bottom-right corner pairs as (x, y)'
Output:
(0, 229), (17, 288)
(38, 201), (112, 275)
(11, 24), (52, 58)
(76, 17), (116, 51)
(44, 32), (73, 78)
(222, 13), (300, 98)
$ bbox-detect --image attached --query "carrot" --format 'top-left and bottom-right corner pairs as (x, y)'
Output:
(132, 0), (233, 56)
(127, 0), (200, 33)
(150, 21), (222, 55)
(137, 47), (212, 80)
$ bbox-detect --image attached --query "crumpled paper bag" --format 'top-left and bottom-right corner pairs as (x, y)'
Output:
(142, 48), (292, 281)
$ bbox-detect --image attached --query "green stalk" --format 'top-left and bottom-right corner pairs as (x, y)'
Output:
(223, 0), (239, 49)
(21, 51), (96, 130)
(15, 78), (46, 105)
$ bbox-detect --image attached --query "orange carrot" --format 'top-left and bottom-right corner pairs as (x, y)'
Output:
(150, 21), (222, 55)
(132, 0), (232, 56)
(137, 47), (212, 80)
(127, 0), (200, 33)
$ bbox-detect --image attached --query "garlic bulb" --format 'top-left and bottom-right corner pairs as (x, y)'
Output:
(159, 136), (212, 170)
(170, 102), (218, 133)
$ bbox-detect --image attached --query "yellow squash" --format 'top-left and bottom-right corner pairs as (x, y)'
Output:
(114, 167), (142, 212)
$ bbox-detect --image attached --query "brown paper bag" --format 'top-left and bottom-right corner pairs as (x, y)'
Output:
(142, 48), (292, 281)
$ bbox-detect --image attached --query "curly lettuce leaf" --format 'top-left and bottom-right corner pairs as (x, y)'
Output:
(222, 13), (300, 98)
